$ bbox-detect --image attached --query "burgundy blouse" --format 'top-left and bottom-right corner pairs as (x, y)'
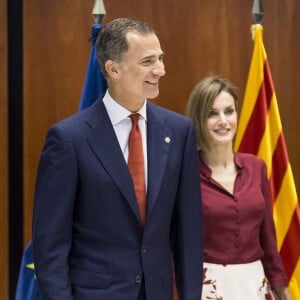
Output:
(200, 152), (288, 287)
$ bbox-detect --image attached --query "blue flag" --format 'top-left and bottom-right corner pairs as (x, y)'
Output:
(15, 24), (107, 300)
(15, 241), (40, 300)
(79, 23), (107, 110)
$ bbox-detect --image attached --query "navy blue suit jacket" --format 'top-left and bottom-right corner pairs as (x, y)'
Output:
(32, 99), (203, 300)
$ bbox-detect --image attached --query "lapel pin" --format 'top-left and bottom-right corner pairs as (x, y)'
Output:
(164, 137), (171, 144)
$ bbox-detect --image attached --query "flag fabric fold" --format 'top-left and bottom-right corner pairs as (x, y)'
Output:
(15, 241), (40, 300)
(234, 24), (300, 299)
(15, 23), (107, 300)
(79, 23), (107, 110)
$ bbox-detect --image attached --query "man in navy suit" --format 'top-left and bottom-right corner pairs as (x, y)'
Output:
(32, 18), (203, 300)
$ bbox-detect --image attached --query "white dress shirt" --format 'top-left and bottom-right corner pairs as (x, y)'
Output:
(102, 90), (148, 189)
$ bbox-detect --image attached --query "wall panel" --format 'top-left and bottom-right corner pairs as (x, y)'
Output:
(0, 0), (9, 299)
(23, 0), (93, 244)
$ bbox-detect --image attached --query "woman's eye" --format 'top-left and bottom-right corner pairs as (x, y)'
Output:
(208, 111), (218, 117)
(225, 108), (235, 115)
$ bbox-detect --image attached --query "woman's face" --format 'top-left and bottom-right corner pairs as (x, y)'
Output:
(206, 91), (237, 147)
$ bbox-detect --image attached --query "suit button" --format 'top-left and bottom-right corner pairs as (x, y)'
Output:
(136, 275), (142, 284)
(141, 246), (147, 253)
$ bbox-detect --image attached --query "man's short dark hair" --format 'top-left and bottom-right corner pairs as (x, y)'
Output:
(96, 18), (155, 78)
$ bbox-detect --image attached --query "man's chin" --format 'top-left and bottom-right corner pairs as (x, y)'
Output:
(146, 90), (160, 100)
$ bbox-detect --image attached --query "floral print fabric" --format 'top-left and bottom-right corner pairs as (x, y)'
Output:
(202, 260), (274, 300)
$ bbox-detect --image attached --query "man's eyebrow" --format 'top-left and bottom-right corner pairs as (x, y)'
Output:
(139, 52), (165, 62)
(140, 55), (155, 61)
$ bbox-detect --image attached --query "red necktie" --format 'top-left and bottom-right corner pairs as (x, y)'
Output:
(128, 113), (146, 225)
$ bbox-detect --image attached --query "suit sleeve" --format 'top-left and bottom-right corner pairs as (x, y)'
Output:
(32, 125), (77, 300)
(171, 121), (203, 300)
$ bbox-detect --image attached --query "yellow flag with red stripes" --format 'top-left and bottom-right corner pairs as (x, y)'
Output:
(234, 24), (300, 299)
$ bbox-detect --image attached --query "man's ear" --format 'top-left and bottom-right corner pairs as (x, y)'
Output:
(105, 60), (121, 79)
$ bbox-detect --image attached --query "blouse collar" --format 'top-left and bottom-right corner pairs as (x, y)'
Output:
(199, 151), (244, 178)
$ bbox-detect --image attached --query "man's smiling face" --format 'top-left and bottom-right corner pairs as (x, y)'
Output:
(116, 31), (166, 106)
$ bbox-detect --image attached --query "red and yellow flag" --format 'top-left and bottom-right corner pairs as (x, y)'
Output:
(234, 24), (300, 299)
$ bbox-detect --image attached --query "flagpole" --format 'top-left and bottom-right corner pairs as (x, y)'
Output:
(92, 0), (106, 24)
(252, 0), (264, 24)
(79, 0), (108, 110)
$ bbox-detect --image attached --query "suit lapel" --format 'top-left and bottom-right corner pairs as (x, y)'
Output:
(85, 100), (141, 222)
(146, 104), (172, 219)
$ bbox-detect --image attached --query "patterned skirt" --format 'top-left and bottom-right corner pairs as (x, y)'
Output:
(202, 260), (274, 300)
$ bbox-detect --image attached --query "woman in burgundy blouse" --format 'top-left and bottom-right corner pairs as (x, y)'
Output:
(186, 75), (291, 300)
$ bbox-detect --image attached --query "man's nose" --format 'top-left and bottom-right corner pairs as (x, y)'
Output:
(152, 61), (166, 77)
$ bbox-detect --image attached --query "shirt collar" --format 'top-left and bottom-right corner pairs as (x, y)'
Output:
(103, 90), (147, 125)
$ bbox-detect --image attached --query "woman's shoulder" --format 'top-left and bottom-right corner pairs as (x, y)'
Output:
(235, 152), (265, 168)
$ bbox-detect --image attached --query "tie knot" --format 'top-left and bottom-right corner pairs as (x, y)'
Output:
(130, 113), (140, 125)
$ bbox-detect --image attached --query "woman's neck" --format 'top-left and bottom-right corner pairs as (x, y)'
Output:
(201, 145), (234, 169)
(201, 145), (237, 194)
